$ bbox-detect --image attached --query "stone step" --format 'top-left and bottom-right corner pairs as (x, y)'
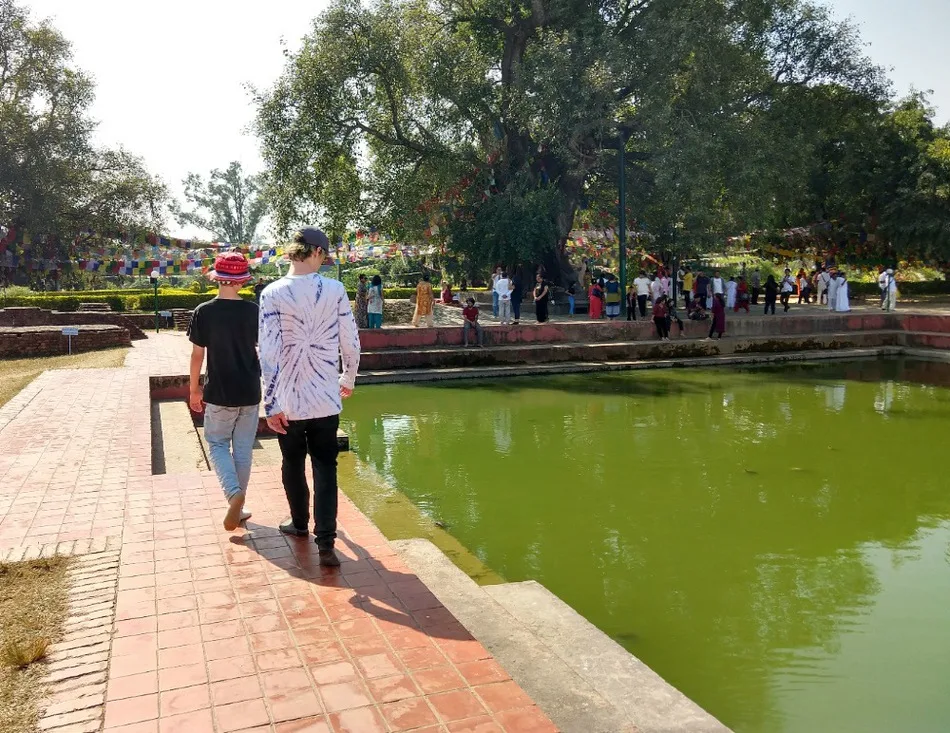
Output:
(358, 330), (900, 371)
(357, 347), (901, 384)
(393, 538), (729, 733)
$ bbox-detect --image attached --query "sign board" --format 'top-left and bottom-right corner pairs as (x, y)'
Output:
(61, 327), (79, 336)
(159, 310), (173, 318)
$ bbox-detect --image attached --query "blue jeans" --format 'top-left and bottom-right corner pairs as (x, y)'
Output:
(204, 404), (259, 500)
(492, 291), (499, 317)
(368, 312), (383, 328)
(568, 295), (575, 315)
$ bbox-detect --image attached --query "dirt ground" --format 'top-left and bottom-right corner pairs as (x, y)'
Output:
(0, 557), (71, 733)
(0, 348), (129, 409)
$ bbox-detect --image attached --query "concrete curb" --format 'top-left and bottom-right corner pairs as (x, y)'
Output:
(393, 538), (731, 733)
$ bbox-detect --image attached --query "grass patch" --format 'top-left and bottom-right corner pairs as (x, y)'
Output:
(0, 556), (72, 732)
(0, 347), (129, 409)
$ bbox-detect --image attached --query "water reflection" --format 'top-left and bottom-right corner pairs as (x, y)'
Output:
(342, 358), (950, 733)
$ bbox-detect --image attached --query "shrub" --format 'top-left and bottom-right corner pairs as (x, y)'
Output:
(0, 293), (128, 311)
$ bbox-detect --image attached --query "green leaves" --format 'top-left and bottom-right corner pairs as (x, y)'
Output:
(174, 162), (267, 244)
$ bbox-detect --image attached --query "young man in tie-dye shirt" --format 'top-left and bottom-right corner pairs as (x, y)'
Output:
(258, 227), (361, 566)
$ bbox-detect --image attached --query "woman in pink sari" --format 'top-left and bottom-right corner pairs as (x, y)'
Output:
(588, 281), (604, 319)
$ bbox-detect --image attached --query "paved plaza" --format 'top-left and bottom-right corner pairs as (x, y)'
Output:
(0, 334), (557, 733)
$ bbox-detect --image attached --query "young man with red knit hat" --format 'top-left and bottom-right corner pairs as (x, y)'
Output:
(188, 251), (261, 531)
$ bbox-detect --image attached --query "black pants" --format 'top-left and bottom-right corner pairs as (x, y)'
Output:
(684, 292), (692, 310)
(667, 315), (684, 334)
(512, 298), (522, 322)
(764, 297), (776, 315)
(627, 299), (636, 320)
(654, 316), (669, 339)
(277, 414), (340, 549)
(637, 295), (648, 318)
(798, 287), (810, 304)
(751, 287), (760, 305)
(708, 323), (723, 338)
(781, 292), (791, 312)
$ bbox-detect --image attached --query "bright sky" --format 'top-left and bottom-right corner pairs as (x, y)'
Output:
(23, 0), (950, 239)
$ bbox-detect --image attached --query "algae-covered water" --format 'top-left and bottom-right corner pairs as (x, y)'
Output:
(341, 359), (950, 733)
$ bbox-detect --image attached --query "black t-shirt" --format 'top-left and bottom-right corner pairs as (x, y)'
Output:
(188, 299), (261, 407)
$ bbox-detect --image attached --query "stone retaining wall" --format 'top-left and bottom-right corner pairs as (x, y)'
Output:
(0, 307), (146, 340)
(0, 324), (130, 358)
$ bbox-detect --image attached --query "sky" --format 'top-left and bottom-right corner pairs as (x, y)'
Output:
(23, 0), (950, 240)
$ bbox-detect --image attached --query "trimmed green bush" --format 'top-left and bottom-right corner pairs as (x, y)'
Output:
(0, 293), (128, 311)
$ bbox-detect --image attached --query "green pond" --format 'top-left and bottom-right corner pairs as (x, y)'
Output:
(340, 358), (950, 733)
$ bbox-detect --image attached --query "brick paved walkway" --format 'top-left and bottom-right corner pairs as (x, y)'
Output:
(0, 334), (558, 733)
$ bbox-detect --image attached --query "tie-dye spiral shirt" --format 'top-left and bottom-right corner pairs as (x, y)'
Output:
(258, 273), (361, 420)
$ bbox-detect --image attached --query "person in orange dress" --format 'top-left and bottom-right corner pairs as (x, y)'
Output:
(412, 274), (435, 327)
(588, 280), (604, 319)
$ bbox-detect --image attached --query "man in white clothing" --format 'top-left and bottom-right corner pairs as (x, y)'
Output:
(878, 267), (889, 309)
(817, 269), (831, 305)
(259, 227), (361, 566)
(494, 271), (512, 324)
(633, 271), (652, 318)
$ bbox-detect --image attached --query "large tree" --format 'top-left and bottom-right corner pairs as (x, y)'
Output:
(174, 161), (268, 244)
(0, 0), (166, 249)
(255, 0), (885, 280)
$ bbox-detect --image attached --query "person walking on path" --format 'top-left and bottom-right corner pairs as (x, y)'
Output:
(750, 270), (761, 305)
(412, 273), (435, 327)
(764, 274), (778, 315)
(534, 272), (551, 323)
(883, 269), (898, 310)
(682, 268), (694, 310)
(259, 227), (361, 566)
(706, 293), (726, 339)
(604, 274), (622, 320)
(711, 270), (725, 308)
(725, 276), (738, 310)
(797, 271), (812, 305)
(462, 297), (484, 346)
(494, 270), (513, 324)
(818, 268), (831, 305)
(695, 271), (710, 310)
(835, 271), (851, 312)
(878, 267), (889, 308)
(780, 269), (795, 313)
(367, 274), (384, 328)
(355, 274), (369, 328)
(735, 276), (750, 312)
(567, 282), (576, 316)
(633, 270), (651, 318)
(652, 295), (670, 340)
(626, 283), (636, 321)
(189, 252), (260, 532)
(491, 266), (502, 317)
(666, 295), (686, 337)
(677, 266), (686, 304)
(827, 268), (839, 312)
(511, 266), (524, 324)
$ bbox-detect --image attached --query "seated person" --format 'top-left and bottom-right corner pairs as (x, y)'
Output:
(688, 298), (709, 320)
(441, 281), (453, 304)
(462, 297), (483, 347)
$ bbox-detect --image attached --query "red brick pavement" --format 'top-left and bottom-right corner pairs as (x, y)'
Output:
(0, 333), (558, 733)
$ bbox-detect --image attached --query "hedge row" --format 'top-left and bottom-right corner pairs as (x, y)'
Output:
(1, 286), (420, 312)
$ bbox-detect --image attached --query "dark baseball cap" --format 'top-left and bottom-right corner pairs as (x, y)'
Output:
(288, 227), (333, 263)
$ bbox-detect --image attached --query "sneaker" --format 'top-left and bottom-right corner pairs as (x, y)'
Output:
(223, 491), (247, 531)
(279, 520), (308, 537)
(318, 547), (341, 567)
(240, 509), (252, 522)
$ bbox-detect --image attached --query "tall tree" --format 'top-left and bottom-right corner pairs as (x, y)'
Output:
(0, 0), (166, 246)
(174, 161), (268, 244)
(255, 0), (884, 280)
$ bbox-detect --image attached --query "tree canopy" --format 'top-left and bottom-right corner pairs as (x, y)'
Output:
(253, 0), (948, 279)
(174, 161), (269, 244)
(0, 0), (167, 249)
